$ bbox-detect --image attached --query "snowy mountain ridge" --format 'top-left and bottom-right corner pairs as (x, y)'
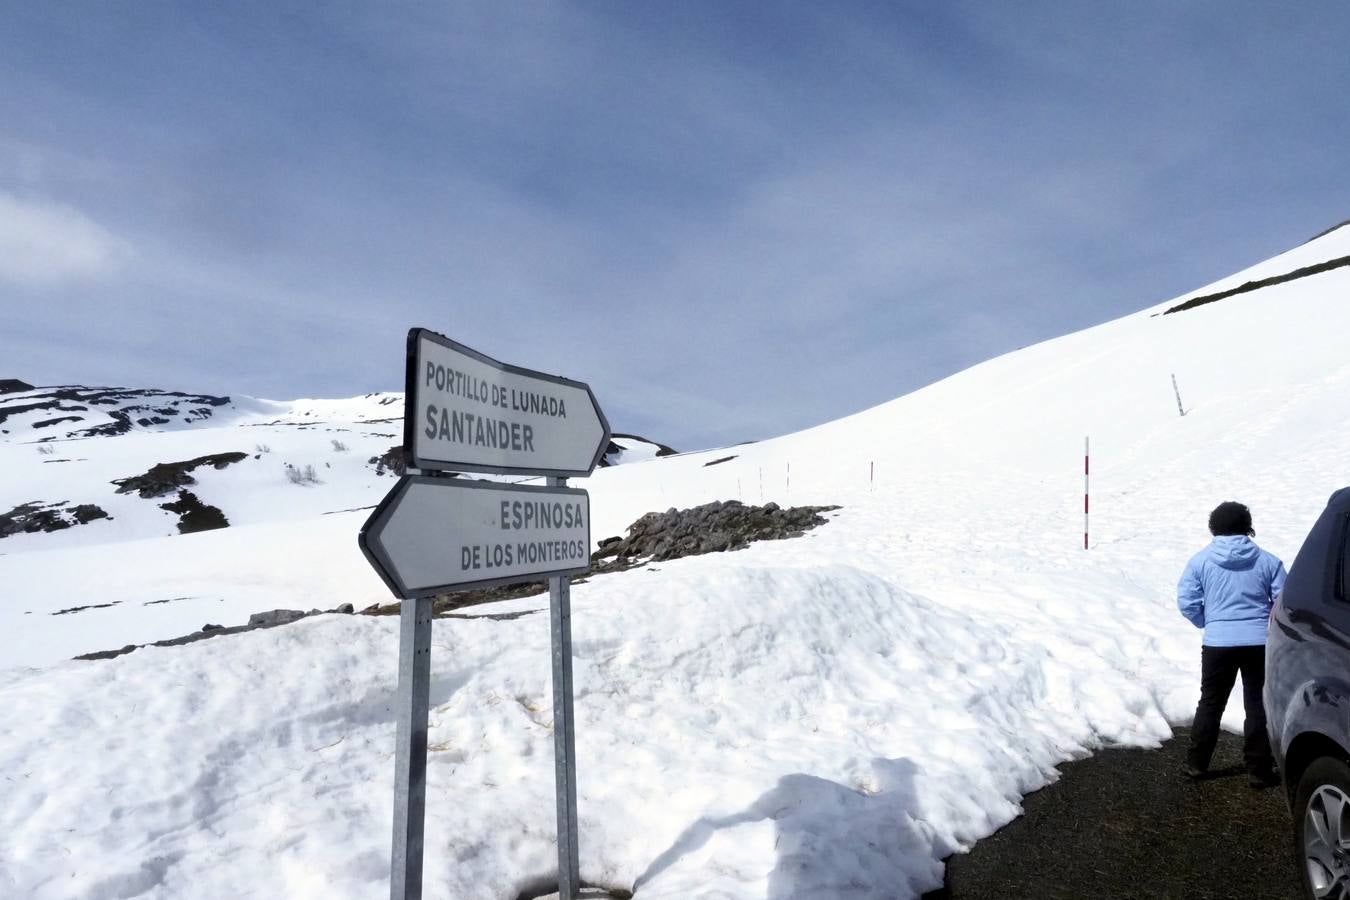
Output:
(0, 384), (672, 554)
(1, 223), (1348, 898)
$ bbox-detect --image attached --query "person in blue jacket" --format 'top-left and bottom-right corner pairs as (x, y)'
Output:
(1178, 501), (1287, 786)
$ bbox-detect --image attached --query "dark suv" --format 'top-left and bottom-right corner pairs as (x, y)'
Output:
(1265, 487), (1350, 899)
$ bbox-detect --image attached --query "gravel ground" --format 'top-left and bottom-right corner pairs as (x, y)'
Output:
(926, 728), (1302, 899)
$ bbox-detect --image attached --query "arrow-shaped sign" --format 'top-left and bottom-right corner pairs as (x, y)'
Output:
(359, 476), (591, 599)
(404, 328), (611, 477)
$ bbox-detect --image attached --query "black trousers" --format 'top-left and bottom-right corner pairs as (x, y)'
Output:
(1187, 644), (1274, 773)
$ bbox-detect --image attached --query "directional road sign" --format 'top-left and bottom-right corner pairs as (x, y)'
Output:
(405, 328), (611, 477)
(360, 476), (591, 599)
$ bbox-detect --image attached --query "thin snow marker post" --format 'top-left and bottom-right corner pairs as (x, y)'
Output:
(786, 461), (790, 495)
(759, 467), (763, 502)
(390, 595), (433, 900)
(548, 476), (581, 898)
(1171, 374), (1187, 417)
(1084, 437), (1090, 550)
(870, 460), (874, 491)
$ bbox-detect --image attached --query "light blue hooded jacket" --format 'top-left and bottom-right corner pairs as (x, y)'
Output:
(1177, 535), (1287, 647)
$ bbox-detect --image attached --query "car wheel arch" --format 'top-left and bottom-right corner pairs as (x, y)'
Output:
(1284, 731), (1350, 805)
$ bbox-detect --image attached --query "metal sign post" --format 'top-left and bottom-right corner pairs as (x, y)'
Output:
(390, 596), (432, 900)
(360, 327), (610, 900)
(549, 476), (581, 898)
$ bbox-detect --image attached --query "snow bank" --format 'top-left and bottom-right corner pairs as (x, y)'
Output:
(3, 225), (1350, 897)
(0, 549), (1187, 899)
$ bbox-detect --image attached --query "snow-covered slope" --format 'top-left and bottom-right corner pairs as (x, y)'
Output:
(1, 224), (1348, 898)
(0, 387), (677, 556)
(0, 388), (408, 553)
(602, 432), (677, 467)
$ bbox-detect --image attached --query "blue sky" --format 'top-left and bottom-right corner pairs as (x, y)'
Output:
(2, 2), (1347, 449)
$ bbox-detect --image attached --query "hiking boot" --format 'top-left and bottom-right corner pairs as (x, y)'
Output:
(1181, 762), (1206, 780)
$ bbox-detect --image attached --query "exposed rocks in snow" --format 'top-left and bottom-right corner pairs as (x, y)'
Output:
(112, 452), (248, 498)
(158, 490), (230, 534)
(142, 596), (193, 607)
(246, 608), (308, 628)
(360, 578), (553, 618)
(33, 416), (83, 429)
(361, 500), (841, 618)
(366, 444), (464, 478)
(246, 604), (355, 628)
(703, 455), (737, 467)
(0, 501), (112, 538)
(0, 385), (230, 437)
(368, 444), (409, 477)
(52, 600), (122, 616)
(74, 603), (359, 661)
(592, 499), (841, 565)
(1163, 253), (1350, 315)
(616, 432), (676, 455)
(0, 400), (63, 428)
(600, 432), (678, 467)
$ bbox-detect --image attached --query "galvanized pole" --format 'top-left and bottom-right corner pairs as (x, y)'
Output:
(548, 476), (581, 898)
(1171, 373), (1187, 417)
(391, 595), (433, 900)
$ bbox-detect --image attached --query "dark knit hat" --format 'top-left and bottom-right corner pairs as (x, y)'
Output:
(1209, 501), (1254, 537)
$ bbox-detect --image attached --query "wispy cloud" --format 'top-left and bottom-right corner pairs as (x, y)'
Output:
(0, 192), (127, 287)
(0, 3), (1346, 447)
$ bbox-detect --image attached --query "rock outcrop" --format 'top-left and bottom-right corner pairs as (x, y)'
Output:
(158, 490), (230, 534)
(0, 385), (230, 437)
(0, 501), (111, 538)
(362, 499), (841, 618)
(112, 452), (248, 498)
(367, 444), (409, 477)
(75, 603), (358, 661)
(599, 433), (679, 467)
(592, 499), (840, 565)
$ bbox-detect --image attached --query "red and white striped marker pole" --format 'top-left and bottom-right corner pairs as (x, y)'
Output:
(1083, 436), (1090, 550)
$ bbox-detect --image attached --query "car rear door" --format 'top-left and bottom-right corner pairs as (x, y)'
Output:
(1269, 496), (1350, 754)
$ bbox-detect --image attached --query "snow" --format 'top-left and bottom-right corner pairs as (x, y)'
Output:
(0, 391), (406, 554)
(603, 436), (670, 466)
(2, 227), (1349, 897)
(1154, 221), (1350, 313)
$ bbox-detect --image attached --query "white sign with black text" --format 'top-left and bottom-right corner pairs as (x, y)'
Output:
(360, 476), (591, 599)
(406, 328), (610, 477)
